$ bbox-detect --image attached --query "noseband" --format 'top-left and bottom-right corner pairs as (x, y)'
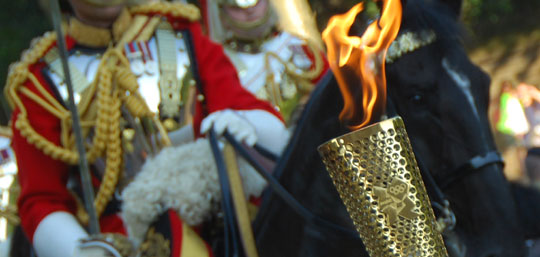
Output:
(414, 149), (504, 233)
(440, 151), (504, 189)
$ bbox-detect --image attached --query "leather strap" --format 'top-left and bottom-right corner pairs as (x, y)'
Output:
(208, 130), (242, 257)
(181, 30), (208, 116)
(440, 151), (504, 189)
(156, 20), (182, 119)
(184, 29), (245, 256)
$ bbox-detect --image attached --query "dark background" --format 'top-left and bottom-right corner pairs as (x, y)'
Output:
(1, 0), (539, 126)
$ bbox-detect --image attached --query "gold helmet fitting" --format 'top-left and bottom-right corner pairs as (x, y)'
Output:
(218, 0), (260, 9)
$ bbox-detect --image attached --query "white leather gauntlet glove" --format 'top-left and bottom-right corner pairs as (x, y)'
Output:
(33, 212), (88, 257)
(33, 212), (133, 257)
(201, 109), (257, 146)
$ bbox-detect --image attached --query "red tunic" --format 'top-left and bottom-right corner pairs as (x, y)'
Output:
(11, 13), (282, 245)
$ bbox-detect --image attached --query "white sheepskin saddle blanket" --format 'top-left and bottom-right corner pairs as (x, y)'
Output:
(121, 138), (267, 245)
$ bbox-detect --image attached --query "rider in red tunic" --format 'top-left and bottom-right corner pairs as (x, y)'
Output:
(201, 0), (329, 124)
(6, 0), (288, 256)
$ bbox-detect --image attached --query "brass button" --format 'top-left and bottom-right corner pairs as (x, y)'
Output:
(163, 118), (178, 131)
(122, 128), (135, 141)
(197, 94), (205, 102)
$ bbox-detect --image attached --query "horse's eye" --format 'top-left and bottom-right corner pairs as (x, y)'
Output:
(411, 94), (424, 103)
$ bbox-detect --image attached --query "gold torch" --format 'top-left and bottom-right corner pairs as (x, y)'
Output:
(318, 117), (447, 256)
(319, 1), (448, 256)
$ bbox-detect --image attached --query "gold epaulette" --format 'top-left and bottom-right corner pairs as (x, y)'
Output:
(129, 2), (201, 22)
(4, 31), (58, 109)
(3, 31), (79, 165)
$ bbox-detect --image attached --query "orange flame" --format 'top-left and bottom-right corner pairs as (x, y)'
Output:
(322, 0), (402, 130)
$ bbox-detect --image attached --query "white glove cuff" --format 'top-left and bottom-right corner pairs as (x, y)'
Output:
(235, 110), (289, 155)
(33, 211), (88, 257)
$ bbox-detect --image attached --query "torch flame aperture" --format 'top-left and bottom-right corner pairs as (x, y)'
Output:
(322, 0), (402, 130)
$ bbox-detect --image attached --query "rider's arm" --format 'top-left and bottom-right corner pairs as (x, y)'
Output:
(11, 62), (84, 257)
(188, 22), (289, 153)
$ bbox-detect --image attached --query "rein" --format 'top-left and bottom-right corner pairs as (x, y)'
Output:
(184, 30), (245, 257)
(187, 31), (358, 257)
(223, 132), (360, 239)
(209, 130), (242, 257)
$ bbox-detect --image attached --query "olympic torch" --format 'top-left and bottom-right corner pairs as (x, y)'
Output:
(319, 1), (447, 256)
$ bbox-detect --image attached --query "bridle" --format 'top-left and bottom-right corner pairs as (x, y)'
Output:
(440, 151), (504, 190)
(385, 79), (505, 234)
(384, 28), (507, 233)
(404, 117), (504, 257)
(411, 146), (503, 233)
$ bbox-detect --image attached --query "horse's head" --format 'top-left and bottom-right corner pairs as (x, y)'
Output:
(386, 0), (526, 256)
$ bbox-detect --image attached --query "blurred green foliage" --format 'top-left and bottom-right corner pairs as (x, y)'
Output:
(0, 0), (50, 124)
(461, 0), (540, 40)
(462, 0), (513, 24)
(309, 0), (540, 39)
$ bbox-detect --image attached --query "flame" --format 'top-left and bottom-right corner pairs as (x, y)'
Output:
(322, 0), (402, 130)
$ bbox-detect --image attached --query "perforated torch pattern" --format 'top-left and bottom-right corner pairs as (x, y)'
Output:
(318, 117), (447, 257)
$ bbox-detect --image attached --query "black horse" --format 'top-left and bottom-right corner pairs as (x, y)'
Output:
(253, 0), (527, 256)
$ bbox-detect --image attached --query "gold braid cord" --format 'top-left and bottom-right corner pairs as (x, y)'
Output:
(264, 39), (325, 95)
(269, 39), (324, 80)
(130, 2), (201, 21)
(5, 31), (153, 219)
(5, 32), (81, 163)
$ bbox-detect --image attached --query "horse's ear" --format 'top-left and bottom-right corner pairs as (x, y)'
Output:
(438, 0), (463, 17)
